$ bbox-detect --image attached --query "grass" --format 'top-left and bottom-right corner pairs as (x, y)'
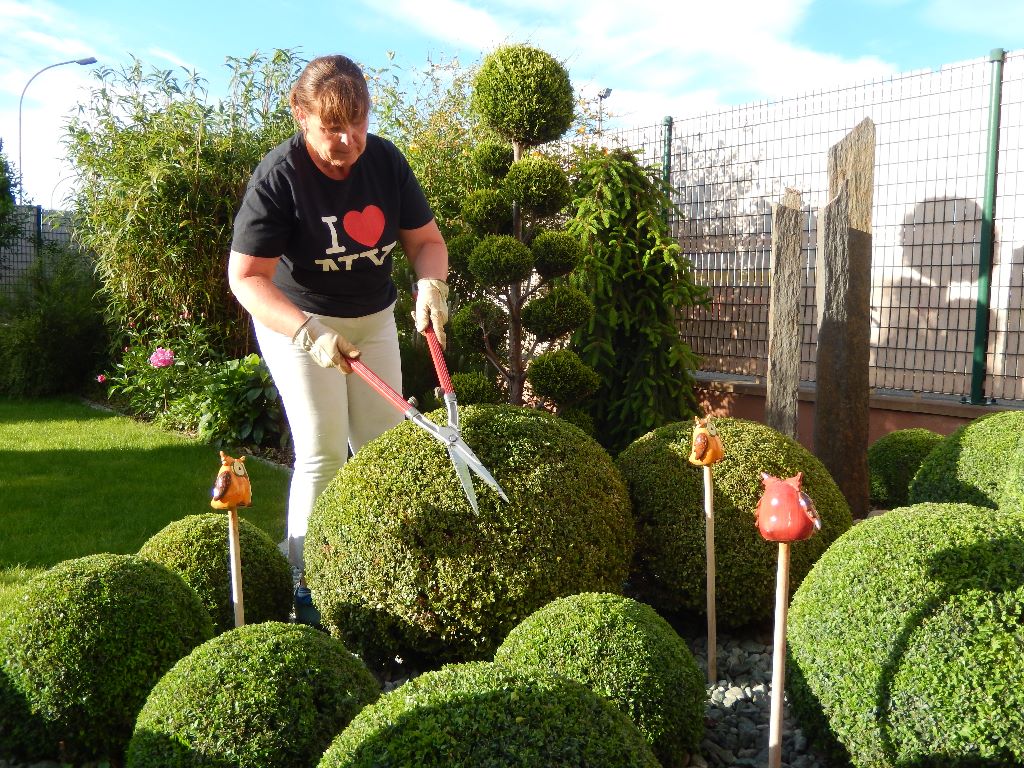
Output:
(0, 397), (290, 611)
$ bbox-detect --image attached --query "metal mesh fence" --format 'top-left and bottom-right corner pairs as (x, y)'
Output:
(0, 205), (77, 301)
(608, 49), (1024, 403)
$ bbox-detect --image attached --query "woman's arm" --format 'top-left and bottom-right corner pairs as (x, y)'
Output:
(227, 250), (308, 337)
(400, 219), (448, 280)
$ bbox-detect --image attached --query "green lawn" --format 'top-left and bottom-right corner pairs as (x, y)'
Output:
(0, 397), (290, 609)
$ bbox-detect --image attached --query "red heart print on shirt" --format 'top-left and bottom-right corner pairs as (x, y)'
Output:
(343, 205), (385, 247)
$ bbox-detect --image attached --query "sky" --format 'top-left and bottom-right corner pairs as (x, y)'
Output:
(1, 0), (1022, 208)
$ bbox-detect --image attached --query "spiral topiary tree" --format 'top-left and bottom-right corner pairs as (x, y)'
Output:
(450, 44), (598, 410)
(0, 554), (213, 763)
(788, 503), (1024, 766)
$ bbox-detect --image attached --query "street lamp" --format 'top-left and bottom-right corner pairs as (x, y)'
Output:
(17, 56), (98, 204)
(597, 87), (612, 136)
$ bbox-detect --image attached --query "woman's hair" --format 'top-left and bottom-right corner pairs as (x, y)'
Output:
(289, 55), (371, 128)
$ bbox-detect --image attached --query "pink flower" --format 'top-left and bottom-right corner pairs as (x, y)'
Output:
(96, 374), (107, 383)
(181, 309), (192, 320)
(149, 347), (175, 368)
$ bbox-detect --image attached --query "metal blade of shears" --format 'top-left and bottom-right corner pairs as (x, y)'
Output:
(346, 331), (509, 510)
(448, 445), (480, 513)
(423, 326), (510, 508)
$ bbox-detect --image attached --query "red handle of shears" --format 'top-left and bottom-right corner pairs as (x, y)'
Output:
(348, 358), (412, 414)
(424, 327), (453, 395)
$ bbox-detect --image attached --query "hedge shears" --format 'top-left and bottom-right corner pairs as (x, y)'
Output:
(348, 327), (509, 512)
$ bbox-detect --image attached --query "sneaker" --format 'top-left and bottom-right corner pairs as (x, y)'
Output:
(294, 586), (322, 627)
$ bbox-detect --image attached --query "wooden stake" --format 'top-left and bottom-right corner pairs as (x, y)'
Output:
(227, 506), (245, 627)
(768, 541), (791, 768)
(704, 464), (717, 684)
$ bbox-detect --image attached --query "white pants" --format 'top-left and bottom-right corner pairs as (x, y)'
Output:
(255, 304), (404, 571)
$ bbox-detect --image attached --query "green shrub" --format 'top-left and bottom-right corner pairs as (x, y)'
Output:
(449, 299), (509, 354)
(495, 592), (705, 765)
(471, 45), (575, 147)
(468, 233), (534, 287)
(305, 405), (634, 665)
(106, 310), (218, 421)
(445, 231), (478, 276)
(502, 155), (572, 217)
(319, 661), (660, 767)
(0, 242), (106, 397)
(908, 410), (1024, 513)
(460, 188), (511, 235)
(532, 230), (584, 279)
(138, 512), (293, 634)
(0, 554), (213, 763)
(569, 146), (706, 453)
(527, 348), (600, 405)
(868, 427), (944, 509)
(451, 370), (504, 404)
(521, 285), (594, 341)
(473, 139), (514, 178)
(788, 503), (1024, 767)
(558, 405), (595, 435)
(616, 417), (852, 626)
(126, 622), (380, 768)
(193, 353), (289, 449)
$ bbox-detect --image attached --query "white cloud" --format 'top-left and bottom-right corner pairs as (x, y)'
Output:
(379, 0), (897, 128)
(147, 47), (197, 72)
(379, 0), (511, 51)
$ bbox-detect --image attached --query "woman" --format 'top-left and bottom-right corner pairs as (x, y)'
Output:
(228, 54), (448, 618)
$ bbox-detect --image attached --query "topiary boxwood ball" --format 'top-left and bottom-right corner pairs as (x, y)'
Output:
(0, 554), (213, 763)
(471, 45), (575, 147)
(473, 139), (514, 179)
(501, 155), (572, 217)
(468, 233), (534, 287)
(460, 188), (511, 235)
(451, 370), (504, 404)
(318, 661), (660, 767)
(126, 622), (380, 768)
(908, 409), (1024, 513)
(520, 284), (594, 341)
(532, 230), (584, 278)
(494, 592), (705, 766)
(868, 427), (944, 509)
(445, 231), (478, 276)
(138, 512), (293, 634)
(788, 503), (1024, 767)
(527, 348), (600, 405)
(305, 404), (634, 665)
(616, 417), (852, 626)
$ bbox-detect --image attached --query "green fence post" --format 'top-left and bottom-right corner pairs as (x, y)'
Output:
(969, 48), (1005, 405)
(662, 116), (673, 224)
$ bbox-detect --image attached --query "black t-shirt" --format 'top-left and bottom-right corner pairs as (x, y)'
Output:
(231, 132), (434, 317)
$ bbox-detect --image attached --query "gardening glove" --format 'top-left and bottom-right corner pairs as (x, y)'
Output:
(413, 278), (449, 348)
(291, 316), (360, 374)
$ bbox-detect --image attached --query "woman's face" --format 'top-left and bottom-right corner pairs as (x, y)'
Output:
(297, 107), (369, 179)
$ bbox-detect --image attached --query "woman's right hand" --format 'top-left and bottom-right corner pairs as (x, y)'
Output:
(292, 317), (361, 373)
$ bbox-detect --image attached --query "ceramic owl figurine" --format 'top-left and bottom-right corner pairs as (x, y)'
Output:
(211, 451), (251, 509)
(688, 415), (725, 467)
(755, 472), (821, 542)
